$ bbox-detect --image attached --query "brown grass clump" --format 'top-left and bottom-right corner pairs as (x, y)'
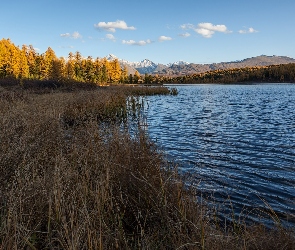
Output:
(0, 85), (294, 249)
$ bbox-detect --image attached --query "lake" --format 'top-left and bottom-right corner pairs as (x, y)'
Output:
(144, 83), (295, 226)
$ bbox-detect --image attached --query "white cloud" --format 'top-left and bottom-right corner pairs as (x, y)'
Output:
(180, 23), (195, 30)
(194, 28), (215, 38)
(60, 33), (71, 38)
(239, 27), (258, 34)
(122, 39), (152, 46)
(60, 31), (82, 39)
(106, 34), (116, 41)
(94, 20), (136, 32)
(59, 45), (74, 49)
(198, 23), (228, 32)
(180, 22), (231, 38)
(159, 36), (172, 42)
(178, 32), (191, 38)
(72, 31), (82, 39)
(195, 23), (231, 38)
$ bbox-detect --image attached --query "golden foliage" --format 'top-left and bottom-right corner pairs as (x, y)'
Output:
(0, 38), (143, 85)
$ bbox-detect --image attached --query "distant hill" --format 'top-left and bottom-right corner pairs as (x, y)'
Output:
(154, 55), (295, 76)
(105, 55), (295, 76)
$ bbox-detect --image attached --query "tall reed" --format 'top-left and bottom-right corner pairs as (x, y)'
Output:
(0, 85), (294, 249)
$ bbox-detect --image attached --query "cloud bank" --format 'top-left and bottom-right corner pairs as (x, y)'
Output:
(95, 20), (136, 32)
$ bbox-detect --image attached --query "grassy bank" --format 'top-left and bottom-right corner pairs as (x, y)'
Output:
(0, 84), (294, 249)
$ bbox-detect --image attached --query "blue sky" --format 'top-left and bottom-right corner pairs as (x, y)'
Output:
(1, 0), (295, 64)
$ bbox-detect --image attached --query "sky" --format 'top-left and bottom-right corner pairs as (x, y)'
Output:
(1, 0), (295, 65)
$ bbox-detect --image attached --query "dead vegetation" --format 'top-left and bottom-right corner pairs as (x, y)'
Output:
(0, 84), (294, 249)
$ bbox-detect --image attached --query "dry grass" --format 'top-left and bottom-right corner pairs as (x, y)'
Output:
(0, 84), (294, 249)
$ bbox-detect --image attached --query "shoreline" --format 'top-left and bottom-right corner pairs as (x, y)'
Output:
(0, 85), (294, 249)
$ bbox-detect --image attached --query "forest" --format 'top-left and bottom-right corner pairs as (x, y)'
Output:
(154, 64), (295, 84)
(0, 38), (141, 85)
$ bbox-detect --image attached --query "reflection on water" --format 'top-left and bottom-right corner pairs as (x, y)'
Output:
(145, 84), (295, 226)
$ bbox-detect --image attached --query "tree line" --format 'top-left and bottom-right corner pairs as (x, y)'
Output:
(154, 64), (295, 84)
(2, 38), (295, 86)
(0, 38), (142, 85)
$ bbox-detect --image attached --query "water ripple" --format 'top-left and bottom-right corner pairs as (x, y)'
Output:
(145, 84), (295, 226)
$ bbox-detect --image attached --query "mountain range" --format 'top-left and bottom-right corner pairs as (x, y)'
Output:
(105, 54), (295, 76)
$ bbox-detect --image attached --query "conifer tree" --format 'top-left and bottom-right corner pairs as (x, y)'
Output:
(102, 58), (110, 84)
(93, 57), (103, 84)
(0, 39), (29, 79)
(134, 70), (140, 84)
(19, 45), (29, 78)
(51, 57), (65, 81)
(0, 38), (12, 78)
(41, 47), (57, 80)
(121, 65), (128, 83)
(83, 56), (95, 82)
(74, 51), (83, 81)
(66, 52), (75, 80)
(128, 74), (133, 84)
(24, 45), (39, 79)
(108, 59), (121, 83)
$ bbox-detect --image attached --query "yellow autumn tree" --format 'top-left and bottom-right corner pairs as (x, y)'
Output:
(0, 38), (139, 84)
(66, 52), (75, 80)
(109, 59), (121, 83)
(83, 56), (96, 83)
(19, 45), (29, 79)
(0, 39), (29, 79)
(74, 51), (83, 81)
(51, 57), (66, 81)
(0, 38), (12, 78)
(40, 47), (57, 80)
(102, 58), (110, 84)
(121, 65), (128, 83)
(23, 45), (39, 79)
(10, 44), (21, 78)
(134, 70), (140, 83)
(93, 57), (104, 84)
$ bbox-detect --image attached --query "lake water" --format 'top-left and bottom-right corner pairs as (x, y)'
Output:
(144, 83), (295, 226)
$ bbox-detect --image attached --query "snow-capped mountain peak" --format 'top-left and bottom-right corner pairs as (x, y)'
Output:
(167, 60), (190, 67)
(132, 59), (156, 68)
(104, 55), (191, 74)
(106, 54), (118, 61)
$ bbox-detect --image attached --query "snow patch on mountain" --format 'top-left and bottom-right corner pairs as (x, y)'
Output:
(106, 54), (118, 61)
(129, 59), (157, 74)
(167, 61), (190, 67)
(105, 55), (158, 74)
(105, 54), (191, 74)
